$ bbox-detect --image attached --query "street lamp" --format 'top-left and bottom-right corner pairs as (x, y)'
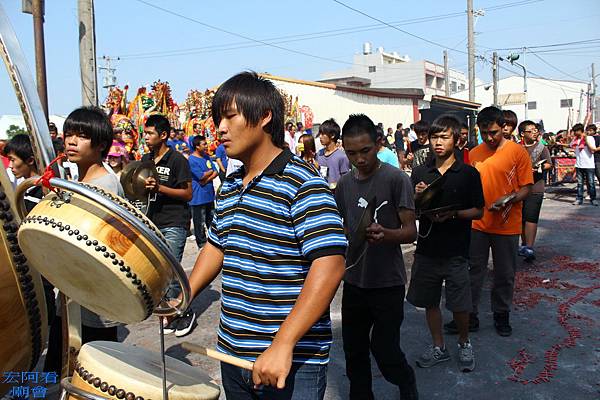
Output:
(503, 53), (528, 119)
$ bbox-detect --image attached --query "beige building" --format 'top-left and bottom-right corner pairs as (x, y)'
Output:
(261, 73), (424, 130)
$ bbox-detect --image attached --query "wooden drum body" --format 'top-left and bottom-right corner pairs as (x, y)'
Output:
(0, 175), (47, 397)
(18, 183), (175, 324)
(63, 341), (220, 400)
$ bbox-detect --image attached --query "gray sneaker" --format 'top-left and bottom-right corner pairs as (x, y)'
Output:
(416, 345), (450, 368)
(458, 340), (475, 372)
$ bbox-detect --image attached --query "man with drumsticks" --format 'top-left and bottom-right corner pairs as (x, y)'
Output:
(183, 71), (347, 399)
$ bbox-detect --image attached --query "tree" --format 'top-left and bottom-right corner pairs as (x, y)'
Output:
(6, 124), (27, 139)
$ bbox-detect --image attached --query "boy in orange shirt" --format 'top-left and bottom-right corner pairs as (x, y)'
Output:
(445, 106), (533, 337)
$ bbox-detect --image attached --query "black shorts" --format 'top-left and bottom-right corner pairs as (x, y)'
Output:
(407, 254), (472, 312)
(522, 193), (544, 224)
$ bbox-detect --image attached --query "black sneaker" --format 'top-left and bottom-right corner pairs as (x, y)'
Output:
(444, 314), (479, 334)
(493, 312), (512, 337)
(174, 310), (197, 337)
(162, 317), (179, 335)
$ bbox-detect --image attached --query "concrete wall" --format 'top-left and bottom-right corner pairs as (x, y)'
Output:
(454, 76), (588, 132)
(269, 78), (417, 129)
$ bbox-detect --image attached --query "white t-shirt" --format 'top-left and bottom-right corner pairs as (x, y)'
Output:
(575, 136), (595, 169)
(285, 131), (297, 154)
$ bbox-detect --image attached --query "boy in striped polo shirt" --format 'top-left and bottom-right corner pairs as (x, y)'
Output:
(185, 71), (347, 399)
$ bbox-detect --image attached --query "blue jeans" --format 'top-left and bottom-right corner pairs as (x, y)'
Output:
(220, 361), (327, 400)
(191, 203), (214, 248)
(576, 168), (596, 202)
(160, 226), (187, 298)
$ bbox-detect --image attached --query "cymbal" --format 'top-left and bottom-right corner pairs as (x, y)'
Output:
(120, 160), (140, 200)
(415, 174), (447, 210)
(131, 161), (158, 201)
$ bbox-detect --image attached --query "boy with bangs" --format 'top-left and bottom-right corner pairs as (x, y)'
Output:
(407, 115), (484, 373)
(182, 71), (347, 399)
(335, 114), (418, 399)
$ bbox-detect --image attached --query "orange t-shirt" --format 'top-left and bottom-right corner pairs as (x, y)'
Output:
(470, 141), (534, 235)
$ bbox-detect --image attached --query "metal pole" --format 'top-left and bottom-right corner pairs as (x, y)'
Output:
(492, 52), (499, 107)
(592, 63), (596, 123)
(467, 0), (475, 102)
(78, 0), (98, 106)
(523, 66), (528, 119)
(443, 50), (450, 96)
(32, 0), (48, 119)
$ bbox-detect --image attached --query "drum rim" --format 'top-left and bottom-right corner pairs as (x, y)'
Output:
(61, 377), (110, 400)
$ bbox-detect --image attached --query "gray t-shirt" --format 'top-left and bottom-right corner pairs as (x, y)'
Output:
(316, 148), (350, 187)
(335, 162), (415, 288)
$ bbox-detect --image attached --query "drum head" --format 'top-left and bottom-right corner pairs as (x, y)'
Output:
(73, 341), (220, 400)
(18, 185), (173, 324)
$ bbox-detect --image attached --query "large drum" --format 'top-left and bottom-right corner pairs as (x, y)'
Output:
(62, 341), (220, 400)
(17, 181), (185, 324)
(0, 174), (47, 397)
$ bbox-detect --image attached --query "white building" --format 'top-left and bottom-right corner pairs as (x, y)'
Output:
(260, 73), (424, 130)
(0, 114), (66, 140)
(454, 76), (589, 133)
(320, 42), (469, 99)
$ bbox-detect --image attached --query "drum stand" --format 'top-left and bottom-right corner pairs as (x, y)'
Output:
(159, 316), (169, 400)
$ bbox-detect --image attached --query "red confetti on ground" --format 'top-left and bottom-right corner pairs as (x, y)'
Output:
(507, 257), (600, 385)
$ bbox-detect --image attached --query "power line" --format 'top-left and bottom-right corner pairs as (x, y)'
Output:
(529, 51), (588, 81)
(491, 38), (600, 52)
(331, 0), (469, 55)
(131, 0), (364, 67)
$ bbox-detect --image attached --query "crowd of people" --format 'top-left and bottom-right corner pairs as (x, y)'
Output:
(1, 70), (599, 400)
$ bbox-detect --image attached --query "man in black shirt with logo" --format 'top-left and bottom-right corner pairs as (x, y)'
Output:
(143, 114), (195, 337)
(407, 116), (484, 373)
(405, 120), (432, 169)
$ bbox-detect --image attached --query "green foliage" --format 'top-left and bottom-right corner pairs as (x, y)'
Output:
(5, 124), (27, 139)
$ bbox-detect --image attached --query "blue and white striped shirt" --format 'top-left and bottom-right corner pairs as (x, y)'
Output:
(208, 149), (347, 364)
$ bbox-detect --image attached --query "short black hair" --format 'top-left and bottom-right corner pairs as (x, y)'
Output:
(518, 120), (536, 134)
(63, 106), (113, 158)
(413, 120), (431, 135)
(396, 122), (403, 129)
(502, 109), (518, 128)
(285, 121), (294, 130)
(3, 134), (35, 166)
(212, 71), (284, 148)
(572, 123), (584, 132)
(342, 114), (378, 144)
(477, 106), (505, 129)
(191, 135), (206, 150)
(145, 114), (171, 138)
(318, 118), (341, 142)
(585, 124), (597, 132)
(429, 115), (461, 143)
(375, 126), (385, 140)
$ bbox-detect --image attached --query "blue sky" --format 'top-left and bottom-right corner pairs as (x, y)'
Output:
(1, 0), (599, 116)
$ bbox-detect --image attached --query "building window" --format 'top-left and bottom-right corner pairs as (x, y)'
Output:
(560, 99), (573, 108)
(425, 74), (434, 88)
(368, 66), (376, 73)
(450, 81), (457, 93)
(459, 83), (466, 91)
(528, 101), (537, 110)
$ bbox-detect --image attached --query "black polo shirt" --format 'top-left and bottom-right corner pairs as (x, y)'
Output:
(142, 147), (192, 229)
(410, 158), (484, 257)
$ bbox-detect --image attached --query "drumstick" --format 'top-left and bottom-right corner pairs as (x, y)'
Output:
(182, 342), (254, 371)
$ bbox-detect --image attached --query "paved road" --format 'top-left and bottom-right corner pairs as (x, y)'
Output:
(118, 187), (599, 399)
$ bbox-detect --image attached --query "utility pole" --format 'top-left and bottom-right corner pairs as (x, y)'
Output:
(23, 0), (49, 119)
(78, 0), (98, 106)
(592, 63), (596, 123)
(492, 52), (499, 107)
(467, 0), (475, 102)
(443, 50), (450, 96)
